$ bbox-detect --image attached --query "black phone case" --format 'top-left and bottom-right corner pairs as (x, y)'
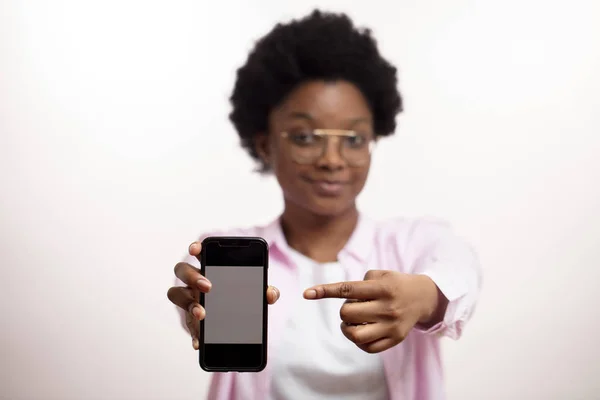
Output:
(198, 236), (269, 372)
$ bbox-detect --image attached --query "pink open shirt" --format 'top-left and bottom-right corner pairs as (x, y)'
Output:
(181, 214), (483, 400)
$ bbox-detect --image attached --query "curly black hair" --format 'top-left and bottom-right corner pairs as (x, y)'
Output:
(229, 9), (403, 171)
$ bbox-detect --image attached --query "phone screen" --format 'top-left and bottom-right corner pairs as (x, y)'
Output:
(199, 238), (268, 372)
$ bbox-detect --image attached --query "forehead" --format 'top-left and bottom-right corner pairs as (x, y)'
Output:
(270, 80), (372, 127)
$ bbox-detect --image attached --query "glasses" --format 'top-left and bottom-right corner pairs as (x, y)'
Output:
(280, 129), (374, 167)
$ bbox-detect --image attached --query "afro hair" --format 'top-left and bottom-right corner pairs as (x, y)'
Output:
(229, 9), (403, 171)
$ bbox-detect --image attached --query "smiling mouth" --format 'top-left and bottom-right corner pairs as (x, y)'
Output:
(303, 177), (348, 196)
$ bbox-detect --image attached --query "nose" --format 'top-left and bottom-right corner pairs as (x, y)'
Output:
(315, 136), (345, 170)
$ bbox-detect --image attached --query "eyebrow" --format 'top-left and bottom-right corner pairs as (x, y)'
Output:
(285, 111), (372, 127)
(286, 111), (313, 121)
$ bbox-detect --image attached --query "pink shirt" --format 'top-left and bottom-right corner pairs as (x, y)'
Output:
(183, 214), (482, 400)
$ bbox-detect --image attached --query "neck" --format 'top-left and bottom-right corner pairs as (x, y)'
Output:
(280, 202), (359, 263)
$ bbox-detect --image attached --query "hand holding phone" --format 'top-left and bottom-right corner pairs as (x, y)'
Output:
(167, 238), (279, 371)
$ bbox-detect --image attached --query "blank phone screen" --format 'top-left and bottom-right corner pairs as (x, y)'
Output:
(204, 266), (264, 344)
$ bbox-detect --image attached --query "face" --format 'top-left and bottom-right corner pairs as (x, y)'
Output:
(256, 80), (375, 217)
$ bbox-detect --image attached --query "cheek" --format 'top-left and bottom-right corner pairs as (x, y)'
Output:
(271, 153), (304, 189)
(351, 167), (371, 193)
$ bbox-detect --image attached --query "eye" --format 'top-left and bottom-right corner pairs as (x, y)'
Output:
(289, 131), (318, 146)
(345, 134), (367, 148)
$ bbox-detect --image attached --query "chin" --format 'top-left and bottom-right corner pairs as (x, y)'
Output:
(305, 196), (357, 218)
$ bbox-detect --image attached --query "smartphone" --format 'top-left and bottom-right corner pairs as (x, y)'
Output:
(198, 236), (269, 372)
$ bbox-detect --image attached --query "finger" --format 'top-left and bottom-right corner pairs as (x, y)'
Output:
(357, 337), (397, 354)
(339, 299), (380, 324)
(304, 280), (381, 300)
(167, 286), (205, 319)
(340, 322), (386, 345)
(186, 310), (201, 350)
(266, 286), (280, 305)
(174, 262), (212, 291)
(188, 241), (202, 256)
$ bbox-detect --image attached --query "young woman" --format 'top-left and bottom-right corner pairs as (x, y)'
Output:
(168, 10), (482, 400)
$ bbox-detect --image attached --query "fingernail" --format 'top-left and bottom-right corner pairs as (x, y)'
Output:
(304, 289), (317, 299)
(192, 306), (204, 319)
(274, 287), (280, 300)
(192, 338), (199, 350)
(197, 279), (211, 289)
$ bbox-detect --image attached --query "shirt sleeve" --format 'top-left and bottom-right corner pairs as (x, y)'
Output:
(408, 219), (483, 340)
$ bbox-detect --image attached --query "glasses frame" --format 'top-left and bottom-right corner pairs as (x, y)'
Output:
(280, 129), (375, 167)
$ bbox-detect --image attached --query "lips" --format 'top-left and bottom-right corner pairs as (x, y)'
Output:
(304, 177), (348, 197)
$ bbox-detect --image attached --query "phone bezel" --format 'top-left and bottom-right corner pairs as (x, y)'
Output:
(198, 236), (269, 372)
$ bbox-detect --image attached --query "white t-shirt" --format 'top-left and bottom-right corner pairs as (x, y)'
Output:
(269, 248), (389, 400)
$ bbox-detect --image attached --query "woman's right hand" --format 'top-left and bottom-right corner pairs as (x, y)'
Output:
(167, 241), (280, 350)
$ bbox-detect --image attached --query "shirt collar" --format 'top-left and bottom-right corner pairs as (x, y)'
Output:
(259, 213), (376, 264)
(342, 213), (376, 263)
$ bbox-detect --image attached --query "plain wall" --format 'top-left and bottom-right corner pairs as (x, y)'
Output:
(1, 0), (599, 399)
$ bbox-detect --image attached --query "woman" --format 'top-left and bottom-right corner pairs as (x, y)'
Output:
(167, 9), (482, 400)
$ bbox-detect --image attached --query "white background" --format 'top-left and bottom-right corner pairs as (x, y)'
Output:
(1, 0), (599, 399)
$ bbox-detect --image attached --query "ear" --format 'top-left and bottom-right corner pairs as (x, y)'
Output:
(254, 133), (271, 165)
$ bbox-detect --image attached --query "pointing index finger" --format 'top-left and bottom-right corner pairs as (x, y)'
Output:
(303, 280), (379, 300)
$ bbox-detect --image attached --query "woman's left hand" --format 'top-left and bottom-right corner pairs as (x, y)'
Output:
(303, 270), (446, 353)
